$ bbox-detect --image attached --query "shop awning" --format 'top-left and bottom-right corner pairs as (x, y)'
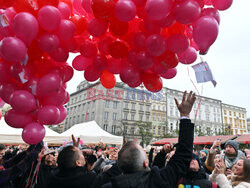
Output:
(234, 134), (250, 144)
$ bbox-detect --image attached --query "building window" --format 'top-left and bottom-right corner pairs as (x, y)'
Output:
(92, 101), (96, 109)
(124, 113), (128, 120)
(224, 110), (226, 115)
(131, 127), (135, 135)
(132, 103), (135, 109)
(140, 105), (143, 111)
(158, 127), (161, 135)
(113, 101), (118, 109)
(162, 106), (165, 111)
(92, 112), (95, 120)
(82, 114), (85, 122)
(146, 115), (149, 121)
(153, 127), (156, 134)
(146, 106), (150, 111)
(229, 111), (232, 116)
(139, 115), (143, 121)
(170, 123), (173, 131)
(163, 116), (166, 122)
(206, 113), (210, 121)
(104, 112), (109, 120)
(158, 106), (160, 110)
(153, 114), (156, 121)
(105, 100), (110, 108)
(103, 124), (108, 131)
(153, 105), (155, 110)
(170, 107), (174, 116)
(112, 125), (116, 134)
(113, 113), (117, 120)
(131, 114), (135, 121)
(239, 113), (241, 118)
(124, 126), (127, 134)
(158, 115), (161, 121)
(234, 112), (236, 116)
(163, 127), (165, 134)
(125, 102), (129, 109)
(242, 114), (244, 118)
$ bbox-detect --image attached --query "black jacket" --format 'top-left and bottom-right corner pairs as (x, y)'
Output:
(102, 119), (194, 188)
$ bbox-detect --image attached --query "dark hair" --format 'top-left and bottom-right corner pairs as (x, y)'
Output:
(57, 146), (79, 169)
(118, 141), (144, 173)
(86, 155), (97, 165)
(0, 144), (6, 150)
(233, 158), (250, 186)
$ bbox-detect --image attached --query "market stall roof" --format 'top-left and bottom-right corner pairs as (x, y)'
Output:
(61, 121), (123, 145)
(234, 134), (250, 144)
(0, 119), (69, 144)
(153, 135), (237, 145)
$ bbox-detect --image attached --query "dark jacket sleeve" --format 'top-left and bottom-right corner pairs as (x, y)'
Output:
(150, 119), (194, 187)
(3, 151), (28, 169)
(148, 148), (154, 168)
(152, 150), (167, 169)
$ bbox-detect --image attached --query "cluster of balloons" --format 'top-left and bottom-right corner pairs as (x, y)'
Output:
(0, 0), (233, 144)
(0, 0), (74, 144)
(70, 0), (232, 92)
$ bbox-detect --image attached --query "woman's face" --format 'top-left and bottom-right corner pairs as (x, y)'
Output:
(234, 159), (244, 175)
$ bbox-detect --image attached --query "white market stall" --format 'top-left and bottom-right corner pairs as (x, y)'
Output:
(61, 121), (123, 145)
(0, 119), (69, 145)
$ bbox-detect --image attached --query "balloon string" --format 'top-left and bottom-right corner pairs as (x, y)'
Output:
(186, 67), (203, 124)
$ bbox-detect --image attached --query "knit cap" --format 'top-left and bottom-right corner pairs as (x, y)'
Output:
(225, 140), (239, 153)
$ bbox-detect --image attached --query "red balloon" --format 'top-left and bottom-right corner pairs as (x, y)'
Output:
(42, 87), (67, 106)
(37, 0), (59, 7)
(211, 0), (233, 11)
(133, 32), (146, 51)
(91, 0), (115, 20)
(5, 109), (33, 128)
(84, 64), (102, 82)
(37, 105), (60, 125)
(0, 61), (12, 82)
(107, 58), (122, 74)
(146, 34), (166, 57)
(60, 65), (74, 82)
(167, 22), (186, 36)
(109, 18), (129, 37)
(161, 68), (177, 79)
(151, 60), (169, 74)
(72, 55), (92, 71)
(201, 8), (220, 24)
(166, 34), (190, 53)
(56, 19), (76, 41)
(156, 13), (175, 28)
(10, 63), (31, 83)
(120, 65), (140, 85)
(132, 0), (146, 7)
(23, 76), (39, 95)
(0, 82), (19, 103)
(22, 122), (46, 145)
(158, 50), (179, 69)
(142, 73), (162, 92)
(70, 15), (87, 35)
(13, 0), (38, 14)
(100, 70), (116, 89)
(38, 33), (60, 53)
(54, 105), (67, 124)
(136, 51), (154, 70)
(98, 36), (113, 55)
(58, 2), (71, 19)
(109, 41), (128, 59)
(92, 54), (108, 71)
(178, 46), (197, 64)
(28, 41), (43, 61)
(87, 18), (109, 37)
(80, 41), (97, 58)
(50, 48), (69, 62)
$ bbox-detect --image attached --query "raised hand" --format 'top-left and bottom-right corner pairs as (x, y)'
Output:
(72, 134), (80, 147)
(174, 91), (196, 118)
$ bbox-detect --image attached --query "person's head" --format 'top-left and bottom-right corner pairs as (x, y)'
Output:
(57, 146), (85, 170)
(214, 154), (220, 164)
(45, 153), (55, 166)
(225, 140), (238, 156)
(117, 141), (149, 174)
(233, 158), (250, 186)
(200, 150), (208, 159)
(0, 144), (6, 161)
(189, 154), (201, 172)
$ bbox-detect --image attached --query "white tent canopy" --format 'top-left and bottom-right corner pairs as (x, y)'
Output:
(61, 121), (123, 145)
(0, 119), (69, 145)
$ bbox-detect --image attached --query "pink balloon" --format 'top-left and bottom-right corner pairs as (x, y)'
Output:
(38, 5), (62, 31)
(0, 82), (19, 103)
(92, 54), (108, 71)
(54, 105), (67, 124)
(0, 37), (27, 63)
(161, 68), (177, 79)
(211, 0), (233, 11)
(84, 64), (102, 82)
(107, 58), (122, 74)
(133, 32), (146, 51)
(193, 16), (219, 54)
(98, 36), (113, 55)
(22, 122), (46, 145)
(0, 61), (12, 82)
(38, 33), (60, 53)
(178, 47), (197, 64)
(82, 0), (93, 13)
(80, 41), (97, 58)
(10, 63), (31, 83)
(9, 90), (37, 113)
(72, 55), (91, 71)
(37, 73), (63, 97)
(127, 50), (137, 65)
(151, 60), (169, 74)
(12, 12), (39, 46)
(173, 0), (201, 25)
(143, 17), (161, 35)
(146, 34), (166, 57)
(57, 20), (76, 41)
(42, 87), (67, 106)
(87, 18), (108, 37)
(145, 0), (173, 20)
(64, 92), (70, 104)
(201, 8), (220, 24)
(120, 65), (140, 84)
(58, 2), (71, 19)
(60, 65), (74, 82)
(136, 51), (154, 70)
(37, 105), (60, 125)
(166, 34), (190, 53)
(50, 48), (69, 62)
(156, 13), (175, 28)
(5, 109), (33, 128)
(115, 0), (136, 22)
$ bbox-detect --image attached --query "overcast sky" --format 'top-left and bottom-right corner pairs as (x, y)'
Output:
(67, 0), (250, 118)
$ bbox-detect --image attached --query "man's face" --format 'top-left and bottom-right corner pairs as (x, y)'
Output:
(75, 147), (85, 167)
(45, 153), (54, 164)
(225, 145), (236, 155)
(0, 150), (5, 160)
(200, 151), (206, 159)
(189, 159), (200, 172)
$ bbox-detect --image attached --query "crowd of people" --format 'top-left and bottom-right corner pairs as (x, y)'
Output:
(0, 91), (250, 188)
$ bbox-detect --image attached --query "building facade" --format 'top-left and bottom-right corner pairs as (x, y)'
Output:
(247, 118), (250, 133)
(222, 104), (248, 135)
